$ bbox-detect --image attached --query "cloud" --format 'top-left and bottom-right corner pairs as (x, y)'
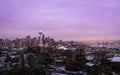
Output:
(0, 0), (120, 40)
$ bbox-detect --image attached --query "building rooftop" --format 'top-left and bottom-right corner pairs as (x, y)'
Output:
(86, 56), (94, 61)
(85, 62), (94, 67)
(111, 57), (120, 62)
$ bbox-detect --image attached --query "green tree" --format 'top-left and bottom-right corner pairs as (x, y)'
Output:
(5, 53), (11, 63)
(26, 53), (36, 68)
(0, 47), (1, 56)
(37, 51), (53, 66)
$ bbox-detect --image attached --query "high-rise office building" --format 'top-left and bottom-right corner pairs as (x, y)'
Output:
(25, 35), (31, 47)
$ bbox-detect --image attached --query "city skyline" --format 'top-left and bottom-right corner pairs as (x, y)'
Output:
(0, 0), (120, 41)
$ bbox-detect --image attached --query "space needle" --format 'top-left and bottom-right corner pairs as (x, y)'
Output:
(38, 31), (45, 47)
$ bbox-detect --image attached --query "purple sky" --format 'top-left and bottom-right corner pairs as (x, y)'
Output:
(0, 0), (120, 41)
